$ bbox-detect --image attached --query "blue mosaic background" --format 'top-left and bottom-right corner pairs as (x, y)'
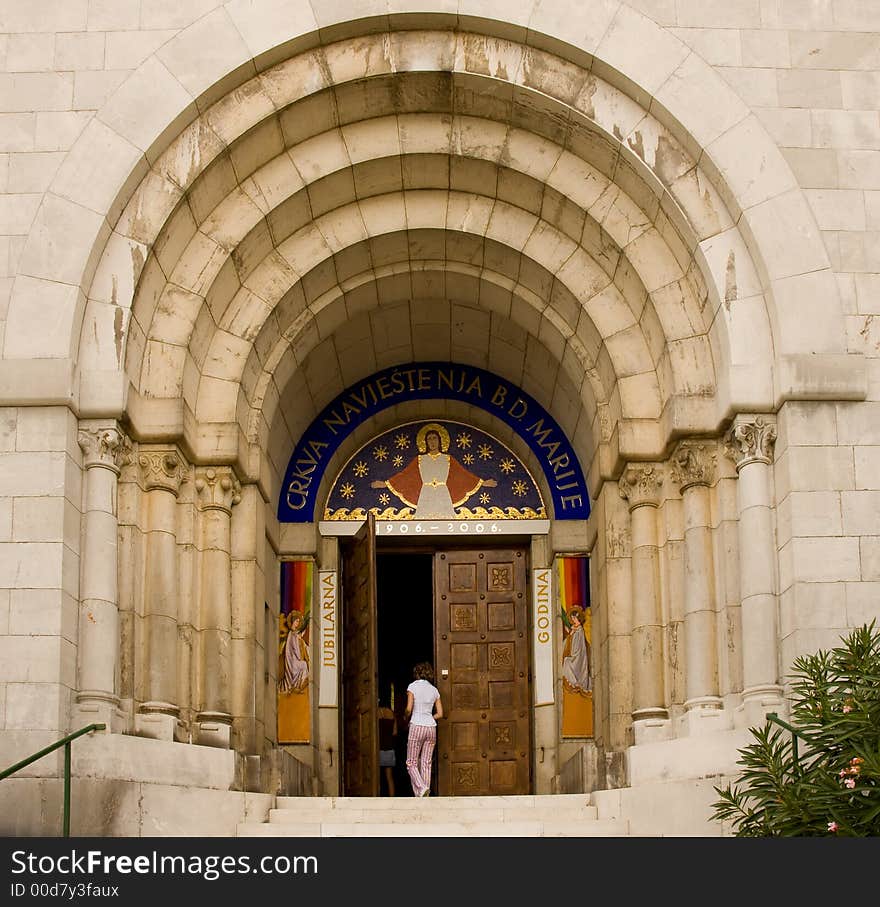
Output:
(324, 420), (545, 520)
(278, 362), (590, 521)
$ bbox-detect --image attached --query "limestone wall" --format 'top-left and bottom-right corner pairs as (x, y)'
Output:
(0, 0), (878, 809)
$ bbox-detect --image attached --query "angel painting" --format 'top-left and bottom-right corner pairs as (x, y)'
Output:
(561, 605), (591, 694)
(279, 609), (310, 694)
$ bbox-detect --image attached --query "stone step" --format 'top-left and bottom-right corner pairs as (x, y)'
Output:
(276, 793), (593, 810)
(236, 793), (629, 837)
(267, 805), (600, 823)
(237, 818), (629, 837)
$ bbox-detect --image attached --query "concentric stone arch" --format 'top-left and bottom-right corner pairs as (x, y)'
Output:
(0, 0), (855, 443)
(1, 2), (876, 833)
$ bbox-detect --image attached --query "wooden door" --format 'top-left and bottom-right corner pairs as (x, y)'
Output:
(435, 548), (531, 796)
(341, 513), (378, 796)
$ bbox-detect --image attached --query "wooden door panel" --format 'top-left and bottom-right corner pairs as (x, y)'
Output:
(435, 547), (530, 796)
(448, 563), (477, 592)
(341, 514), (378, 796)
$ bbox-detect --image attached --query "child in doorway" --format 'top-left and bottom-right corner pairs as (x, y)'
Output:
(378, 695), (398, 796)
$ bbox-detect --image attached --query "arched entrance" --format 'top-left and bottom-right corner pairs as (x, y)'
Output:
(1, 0), (866, 836)
(311, 409), (558, 797)
(75, 16), (841, 789)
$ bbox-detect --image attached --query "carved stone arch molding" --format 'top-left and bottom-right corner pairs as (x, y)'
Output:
(3, 0), (880, 840)
(0, 1), (863, 469)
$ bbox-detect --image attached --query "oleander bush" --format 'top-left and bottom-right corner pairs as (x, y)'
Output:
(712, 622), (880, 836)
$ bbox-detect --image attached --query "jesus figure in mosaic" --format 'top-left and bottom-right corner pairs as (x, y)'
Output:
(371, 423), (496, 518)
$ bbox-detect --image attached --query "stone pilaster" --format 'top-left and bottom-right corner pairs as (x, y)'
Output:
(135, 447), (187, 741)
(74, 422), (131, 731)
(619, 463), (669, 742)
(724, 415), (784, 725)
(194, 466), (240, 748)
(671, 440), (725, 735)
(231, 483), (263, 756)
(602, 486), (633, 760)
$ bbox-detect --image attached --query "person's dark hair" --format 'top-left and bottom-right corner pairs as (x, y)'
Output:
(413, 661), (434, 682)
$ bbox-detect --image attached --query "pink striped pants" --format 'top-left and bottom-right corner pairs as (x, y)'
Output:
(406, 724), (436, 796)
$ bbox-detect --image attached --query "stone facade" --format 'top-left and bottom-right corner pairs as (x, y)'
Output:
(0, 1), (877, 836)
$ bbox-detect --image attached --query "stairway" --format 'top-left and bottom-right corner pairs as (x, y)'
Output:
(236, 793), (629, 836)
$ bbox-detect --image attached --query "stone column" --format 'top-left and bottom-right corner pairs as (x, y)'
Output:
(603, 485), (633, 775)
(135, 447), (186, 740)
(195, 466), (240, 748)
(231, 482), (262, 759)
(724, 415), (784, 725)
(74, 423), (131, 731)
(672, 440), (725, 734)
(619, 463), (668, 742)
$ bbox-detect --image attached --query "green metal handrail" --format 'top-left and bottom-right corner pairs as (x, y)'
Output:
(0, 723), (105, 837)
(766, 712), (801, 766)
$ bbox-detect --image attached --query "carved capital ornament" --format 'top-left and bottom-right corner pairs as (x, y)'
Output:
(671, 440), (717, 493)
(619, 463), (664, 510)
(194, 466), (241, 514)
(138, 448), (187, 495)
(724, 415), (777, 471)
(78, 425), (132, 474)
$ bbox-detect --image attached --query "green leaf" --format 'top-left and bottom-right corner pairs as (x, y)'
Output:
(710, 622), (880, 837)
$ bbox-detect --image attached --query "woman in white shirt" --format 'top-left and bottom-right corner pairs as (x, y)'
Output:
(404, 662), (444, 797)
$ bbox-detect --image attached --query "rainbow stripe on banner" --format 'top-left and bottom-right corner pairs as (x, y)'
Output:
(278, 560), (314, 744)
(557, 556), (590, 611)
(557, 556), (593, 738)
(281, 560), (313, 620)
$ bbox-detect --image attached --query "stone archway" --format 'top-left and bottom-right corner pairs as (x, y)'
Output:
(2, 5), (853, 412)
(0, 2), (868, 834)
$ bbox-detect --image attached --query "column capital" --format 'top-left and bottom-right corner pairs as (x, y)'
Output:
(724, 414), (777, 471)
(195, 465), (241, 514)
(671, 439), (717, 493)
(78, 423), (132, 474)
(138, 447), (187, 495)
(619, 463), (664, 510)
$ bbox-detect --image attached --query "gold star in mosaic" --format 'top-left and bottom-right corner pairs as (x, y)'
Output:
(456, 432), (472, 449)
(500, 457), (515, 474)
(373, 445), (388, 461)
(353, 460), (368, 477)
(394, 433), (409, 449)
(478, 443), (494, 460)
(480, 492), (490, 504)
(512, 479), (527, 496)
(393, 455), (403, 467)
(379, 493), (390, 505)
(462, 453), (474, 465)
(340, 482), (355, 500)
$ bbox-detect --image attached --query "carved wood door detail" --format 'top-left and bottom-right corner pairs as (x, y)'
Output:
(342, 513), (378, 796)
(434, 547), (531, 796)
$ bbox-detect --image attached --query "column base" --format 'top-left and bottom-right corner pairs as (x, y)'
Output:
(632, 708), (670, 744)
(735, 686), (786, 729)
(678, 697), (730, 737)
(237, 754), (263, 792)
(135, 702), (181, 741)
(195, 712), (233, 748)
(73, 693), (126, 734)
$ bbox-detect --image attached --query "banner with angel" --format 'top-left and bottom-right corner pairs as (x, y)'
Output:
(277, 559), (313, 743)
(558, 556), (593, 737)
